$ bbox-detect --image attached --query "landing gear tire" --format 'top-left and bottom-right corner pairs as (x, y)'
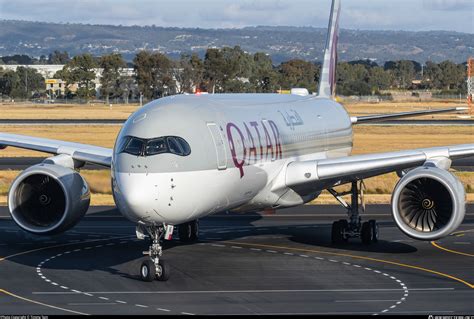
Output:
(156, 259), (170, 282)
(369, 219), (379, 243)
(179, 220), (199, 243)
(140, 260), (156, 282)
(179, 223), (192, 243)
(331, 221), (343, 244)
(190, 220), (199, 241)
(339, 219), (349, 242)
(361, 222), (372, 245)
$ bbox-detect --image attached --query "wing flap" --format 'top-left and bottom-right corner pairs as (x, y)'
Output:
(0, 133), (112, 167)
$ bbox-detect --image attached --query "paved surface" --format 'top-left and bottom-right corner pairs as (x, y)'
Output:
(0, 204), (473, 315)
(0, 119), (472, 126)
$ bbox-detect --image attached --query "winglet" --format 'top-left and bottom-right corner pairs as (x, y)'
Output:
(318, 0), (341, 98)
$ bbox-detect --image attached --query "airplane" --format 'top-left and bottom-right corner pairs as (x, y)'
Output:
(0, 0), (472, 282)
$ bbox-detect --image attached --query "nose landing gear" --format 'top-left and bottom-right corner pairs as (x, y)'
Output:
(328, 181), (379, 245)
(138, 225), (171, 282)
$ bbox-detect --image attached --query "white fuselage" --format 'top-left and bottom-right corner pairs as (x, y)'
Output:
(111, 94), (353, 226)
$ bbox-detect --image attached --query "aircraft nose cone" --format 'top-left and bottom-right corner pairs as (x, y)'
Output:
(114, 172), (154, 221)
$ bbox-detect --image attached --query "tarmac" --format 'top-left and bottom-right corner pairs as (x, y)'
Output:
(0, 204), (472, 315)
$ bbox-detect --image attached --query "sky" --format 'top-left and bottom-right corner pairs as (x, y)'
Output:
(0, 0), (473, 33)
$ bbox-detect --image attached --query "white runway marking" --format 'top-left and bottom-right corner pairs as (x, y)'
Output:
(39, 288), (421, 295)
(68, 303), (117, 306)
(35, 237), (180, 314)
(201, 242), (410, 316)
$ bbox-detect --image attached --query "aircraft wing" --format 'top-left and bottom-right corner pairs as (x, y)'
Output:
(350, 107), (467, 124)
(285, 144), (474, 189)
(0, 133), (112, 167)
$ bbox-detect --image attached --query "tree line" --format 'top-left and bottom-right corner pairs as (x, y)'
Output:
(0, 47), (468, 101)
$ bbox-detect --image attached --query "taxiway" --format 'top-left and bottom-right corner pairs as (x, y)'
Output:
(0, 205), (472, 315)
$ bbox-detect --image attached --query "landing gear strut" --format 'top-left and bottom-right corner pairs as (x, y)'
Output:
(138, 225), (171, 282)
(328, 181), (379, 245)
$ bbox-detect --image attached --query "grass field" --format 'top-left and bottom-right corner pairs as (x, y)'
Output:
(0, 103), (138, 120)
(343, 100), (468, 119)
(0, 125), (120, 157)
(0, 100), (469, 120)
(352, 126), (473, 154)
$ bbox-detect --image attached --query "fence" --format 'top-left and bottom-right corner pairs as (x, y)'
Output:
(0, 94), (469, 106)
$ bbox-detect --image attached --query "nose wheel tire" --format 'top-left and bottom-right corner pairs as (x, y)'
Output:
(156, 259), (170, 281)
(140, 260), (156, 282)
(140, 259), (170, 282)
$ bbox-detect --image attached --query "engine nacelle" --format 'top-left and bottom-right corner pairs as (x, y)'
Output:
(8, 164), (90, 235)
(391, 166), (465, 241)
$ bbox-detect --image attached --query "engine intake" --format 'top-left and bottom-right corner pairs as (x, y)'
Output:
(8, 164), (90, 235)
(391, 166), (465, 241)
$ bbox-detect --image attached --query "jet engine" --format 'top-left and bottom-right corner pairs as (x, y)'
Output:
(8, 163), (90, 235)
(391, 166), (465, 241)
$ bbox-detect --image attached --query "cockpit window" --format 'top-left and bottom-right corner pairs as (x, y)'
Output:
(167, 137), (183, 155)
(123, 137), (145, 156)
(176, 137), (191, 156)
(146, 138), (167, 156)
(119, 135), (191, 157)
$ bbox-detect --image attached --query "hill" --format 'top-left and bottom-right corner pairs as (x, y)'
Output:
(0, 20), (472, 64)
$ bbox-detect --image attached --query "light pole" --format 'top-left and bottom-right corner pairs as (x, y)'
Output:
(25, 68), (28, 100)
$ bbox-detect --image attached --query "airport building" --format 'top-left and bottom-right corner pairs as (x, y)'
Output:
(2, 64), (135, 97)
(1, 64), (65, 79)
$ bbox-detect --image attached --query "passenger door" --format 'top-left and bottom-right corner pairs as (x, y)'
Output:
(207, 123), (227, 170)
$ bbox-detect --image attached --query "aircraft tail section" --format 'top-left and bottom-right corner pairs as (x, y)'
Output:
(318, 0), (341, 98)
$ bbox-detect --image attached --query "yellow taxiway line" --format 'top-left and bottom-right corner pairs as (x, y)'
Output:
(431, 241), (474, 258)
(226, 241), (474, 289)
(431, 229), (474, 258)
(0, 289), (88, 315)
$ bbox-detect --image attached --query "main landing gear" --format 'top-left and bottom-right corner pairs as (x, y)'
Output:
(328, 181), (379, 245)
(138, 225), (171, 282)
(178, 220), (199, 243)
